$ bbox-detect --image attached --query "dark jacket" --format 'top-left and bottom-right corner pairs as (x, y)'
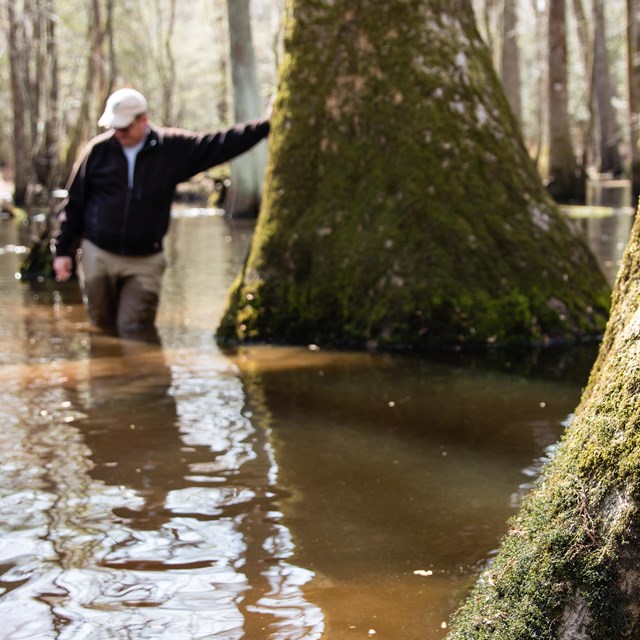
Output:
(55, 119), (270, 257)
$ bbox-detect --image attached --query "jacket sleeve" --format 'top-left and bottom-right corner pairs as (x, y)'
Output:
(172, 119), (271, 182)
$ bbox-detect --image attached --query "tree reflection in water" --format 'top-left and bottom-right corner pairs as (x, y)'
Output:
(0, 207), (632, 639)
(0, 215), (324, 639)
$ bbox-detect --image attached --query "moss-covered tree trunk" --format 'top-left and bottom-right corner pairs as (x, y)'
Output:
(217, 0), (610, 351)
(446, 210), (640, 639)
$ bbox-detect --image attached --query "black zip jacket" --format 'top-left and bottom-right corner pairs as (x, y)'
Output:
(55, 119), (270, 257)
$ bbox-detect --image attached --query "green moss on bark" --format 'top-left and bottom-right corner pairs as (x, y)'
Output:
(446, 213), (640, 639)
(217, 1), (610, 351)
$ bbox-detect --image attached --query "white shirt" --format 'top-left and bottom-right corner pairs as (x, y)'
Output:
(122, 139), (146, 187)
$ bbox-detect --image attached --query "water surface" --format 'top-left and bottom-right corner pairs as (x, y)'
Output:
(0, 206), (629, 639)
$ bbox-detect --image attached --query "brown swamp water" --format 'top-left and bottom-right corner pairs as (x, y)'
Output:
(0, 206), (632, 639)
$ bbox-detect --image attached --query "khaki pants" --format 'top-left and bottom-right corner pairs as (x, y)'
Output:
(80, 239), (166, 341)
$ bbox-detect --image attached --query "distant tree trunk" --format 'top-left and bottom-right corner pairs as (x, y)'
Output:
(527, 0), (547, 166)
(478, 0), (501, 55)
(6, 0), (29, 206)
(105, 0), (116, 96)
(547, 0), (578, 202)
(500, 0), (521, 123)
(150, 0), (177, 125)
(225, 0), (268, 218)
(628, 0), (640, 201)
(593, 0), (623, 175)
(5, 0), (62, 200)
(218, 0), (609, 351)
(573, 0), (594, 197)
(64, 0), (115, 175)
(214, 0), (230, 125)
(446, 205), (640, 638)
(34, 0), (61, 190)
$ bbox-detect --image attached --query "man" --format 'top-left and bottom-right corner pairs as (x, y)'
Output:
(53, 87), (270, 341)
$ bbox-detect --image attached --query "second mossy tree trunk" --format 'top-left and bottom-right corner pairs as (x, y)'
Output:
(217, 0), (610, 351)
(446, 208), (640, 639)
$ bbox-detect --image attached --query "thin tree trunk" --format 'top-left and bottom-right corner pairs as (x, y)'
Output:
(547, 0), (578, 202)
(528, 0), (546, 167)
(225, 0), (268, 218)
(150, 0), (177, 125)
(162, 0), (176, 124)
(572, 0), (593, 200)
(593, 0), (623, 175)
(34, 0), (60, 190)
(628, 0), (640, 200)
(7, 0), (29, 206)
(500, 0), (521, 123)
(214, 0), (229, 124)
(64, 0), (108, 176)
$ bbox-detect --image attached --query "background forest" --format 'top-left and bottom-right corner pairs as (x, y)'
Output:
(0, 0), (635, 208)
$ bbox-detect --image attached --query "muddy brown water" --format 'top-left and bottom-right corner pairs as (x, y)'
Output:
(0, 206), (632, 639)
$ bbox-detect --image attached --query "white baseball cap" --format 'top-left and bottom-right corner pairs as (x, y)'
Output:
(98, 88), (148, 129)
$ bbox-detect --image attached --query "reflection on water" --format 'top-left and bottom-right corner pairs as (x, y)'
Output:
(563, 203), (635, 285)
(0, 207), (631, 639)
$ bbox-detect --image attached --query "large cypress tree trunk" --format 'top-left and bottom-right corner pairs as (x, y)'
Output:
(446, 208), (640, 639)
(217, 0), (610, 351)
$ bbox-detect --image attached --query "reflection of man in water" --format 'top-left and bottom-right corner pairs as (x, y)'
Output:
(81, 337), (190, 528)
(53, 88), (270, 342)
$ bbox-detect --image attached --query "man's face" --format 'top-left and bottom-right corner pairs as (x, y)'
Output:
(114, 113), (148, 147)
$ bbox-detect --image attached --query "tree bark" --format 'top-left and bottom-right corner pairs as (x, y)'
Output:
(64, 0), (113, 177)
(34, 0), (60, 189)
(628, 0), (640, 201)
(500, 0), (521, 123)
(225, 0), (268, 218)
(149, 0), (177, 125)
(593, 0), (623, 176)
(572, 0), (594, 200)
(547, 0), (578, 202)
(6, 0), (29, 206)
(446, 201), (640, 638)
(217, 0), (610, 351)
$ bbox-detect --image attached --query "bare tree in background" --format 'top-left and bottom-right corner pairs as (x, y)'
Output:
(501, 0), (522, 123)
(6, 0), (29, 205)
(225, 0), (268, 218)
(30, 0), (60, 190)
(593, 0), (623, 176)
(213, 0), (229, 125)
(572, 0), (594, 197)
(527, 0), (547, 167)
(5, 0), (61, 205)
(64, 0), (116, 177)
(147, 0), (177, 125)
(547, 0), (578, 202)
(628, 0), (640, 199)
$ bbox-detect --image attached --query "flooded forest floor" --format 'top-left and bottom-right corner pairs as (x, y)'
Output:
(0, 205), (632, 639)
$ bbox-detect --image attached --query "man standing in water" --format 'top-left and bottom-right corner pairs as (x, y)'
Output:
(53, 87), (270, 341)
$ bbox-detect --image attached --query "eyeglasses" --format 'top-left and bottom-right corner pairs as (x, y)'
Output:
(115, 114), (144, 133)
